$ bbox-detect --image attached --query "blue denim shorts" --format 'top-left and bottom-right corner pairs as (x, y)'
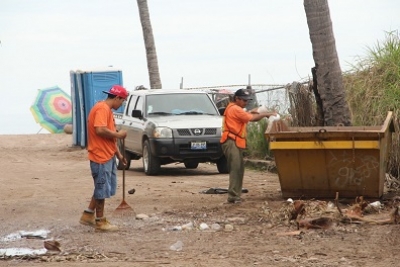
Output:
(90, 157), (117, 199)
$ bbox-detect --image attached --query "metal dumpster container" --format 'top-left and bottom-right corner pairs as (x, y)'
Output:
(265, 112), (395, 198)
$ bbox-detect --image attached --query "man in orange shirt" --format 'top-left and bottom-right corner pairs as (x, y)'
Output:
(220, 89), (276, 204)
(79, 85), (128, 231)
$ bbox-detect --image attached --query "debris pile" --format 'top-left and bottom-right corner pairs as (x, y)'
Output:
(260, 193), (400, 230)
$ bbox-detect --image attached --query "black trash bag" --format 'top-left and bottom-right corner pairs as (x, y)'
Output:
(201, 188), (248, 194)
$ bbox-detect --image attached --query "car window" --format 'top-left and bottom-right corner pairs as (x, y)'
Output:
(126, 95), (138, 117)
(135, 96), (143, 113)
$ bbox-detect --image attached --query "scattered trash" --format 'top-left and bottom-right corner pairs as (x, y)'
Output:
(169, 240), (183, 251)
(20, 229), (50, 240)
(224, 224), (234, 232)
(364, 201), (383, 213)
(201, 188), (248, 194)
(136, 213), (149, 220)
(0, 229), (56, 258)
(199, 223), (209, 230)
(171, 226), (182, 231)
(0, 247), (47, 257)
(276, 230), (304, 236)
(298, 217), (333, 229)
(267, 114), (281, 130)
(181, 222), (193, 230)
(128, 188), (136, 194)
(43, 240), (61, 252)
(211, 223), (221, 231)
(1, 229), (50, 242)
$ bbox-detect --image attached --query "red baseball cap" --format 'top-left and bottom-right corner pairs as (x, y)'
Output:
(103, 85), (129, 99)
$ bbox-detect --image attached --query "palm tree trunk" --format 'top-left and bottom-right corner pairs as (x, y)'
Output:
(137, 0), (162, 89)
(304, 0), (351, 126)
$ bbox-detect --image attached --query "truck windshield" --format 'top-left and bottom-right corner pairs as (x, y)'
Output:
(146, 93), (219, 116)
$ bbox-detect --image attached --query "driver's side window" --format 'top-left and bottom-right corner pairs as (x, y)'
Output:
(126, 95), (137, 117)
(135, 96), (143, 113)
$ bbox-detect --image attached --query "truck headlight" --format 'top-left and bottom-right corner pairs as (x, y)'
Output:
(153, 127), (173, 138)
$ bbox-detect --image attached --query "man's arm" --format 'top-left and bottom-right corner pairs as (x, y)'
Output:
(249, 111), (277, 122)
(95, 126), (127, 139)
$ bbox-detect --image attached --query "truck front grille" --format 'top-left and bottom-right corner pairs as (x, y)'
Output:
(177, 128), (217, 136)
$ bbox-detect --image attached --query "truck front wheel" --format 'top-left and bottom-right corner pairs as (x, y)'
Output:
(116, 153), (131, 170)
(116, 140), (131, 170)
(142, 140), (160, 175)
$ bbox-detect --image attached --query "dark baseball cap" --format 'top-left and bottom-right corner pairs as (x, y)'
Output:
(234, 89), (253, 100)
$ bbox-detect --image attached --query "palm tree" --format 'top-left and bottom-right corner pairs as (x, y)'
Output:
(304, 0), (351, 126)
(136, 0), (162, 89)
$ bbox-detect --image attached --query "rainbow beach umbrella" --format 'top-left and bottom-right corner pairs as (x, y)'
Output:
(30, 86), (72, 134)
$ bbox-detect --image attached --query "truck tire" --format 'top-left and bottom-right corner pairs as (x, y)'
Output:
(184, 161), (199, 169)
(116, 140), (131, 170)
(116, 153), (131, 170)
(217, 156), (229, 174)
(143, 140), (160, 175)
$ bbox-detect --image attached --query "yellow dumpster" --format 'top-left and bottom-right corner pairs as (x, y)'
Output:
(265, 112), (395, 198)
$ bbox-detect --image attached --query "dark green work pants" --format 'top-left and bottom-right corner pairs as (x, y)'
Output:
(221, 139), (244, 202)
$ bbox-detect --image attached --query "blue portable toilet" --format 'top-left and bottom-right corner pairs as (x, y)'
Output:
(70, 68), (124, 147)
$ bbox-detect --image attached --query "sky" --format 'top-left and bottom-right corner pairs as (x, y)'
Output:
(1, 0), (399, 134)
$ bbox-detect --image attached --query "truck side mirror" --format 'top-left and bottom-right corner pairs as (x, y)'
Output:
(131, 110), (142, 118)
(218, 107), (226, 115)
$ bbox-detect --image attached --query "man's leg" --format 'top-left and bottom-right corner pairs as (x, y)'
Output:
(92, 159), (118, 231)
(80, 159), (118, 231)
(95, 199), (105, 218)
(79, 196), (96, 226)
(222, 139), (244, 202)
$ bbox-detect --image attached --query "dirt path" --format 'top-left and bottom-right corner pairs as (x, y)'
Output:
(0, 134), (399, 267)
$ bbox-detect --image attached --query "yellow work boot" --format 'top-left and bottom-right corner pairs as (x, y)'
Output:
(79, 211), (95, 227)
(95, 217), (118, 232)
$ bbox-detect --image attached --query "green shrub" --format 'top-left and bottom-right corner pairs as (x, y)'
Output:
(245, 119), (272, 159)
(344, 30), (400, 177)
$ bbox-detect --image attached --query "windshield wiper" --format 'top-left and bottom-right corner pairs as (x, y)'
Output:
(148, 112), (172, 116)
(177, 111), (204, 115)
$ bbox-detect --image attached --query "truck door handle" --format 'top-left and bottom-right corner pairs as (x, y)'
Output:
(129, 122), (132, 126)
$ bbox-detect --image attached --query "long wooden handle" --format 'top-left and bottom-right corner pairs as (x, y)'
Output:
(122, 138), (126, 201)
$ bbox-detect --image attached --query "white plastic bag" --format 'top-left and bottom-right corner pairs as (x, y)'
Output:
(266, 114), (281, 132)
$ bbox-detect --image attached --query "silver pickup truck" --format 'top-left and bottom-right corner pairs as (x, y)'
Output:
(114, 89), (228, 175)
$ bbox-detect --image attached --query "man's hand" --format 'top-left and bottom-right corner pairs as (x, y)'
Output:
(264, 111), (278, 118)
(117, 129), (127, 139)
(116, 151), (128, 166)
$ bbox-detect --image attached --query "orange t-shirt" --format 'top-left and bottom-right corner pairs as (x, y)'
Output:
(87, 101), (117, 163)
(220, 103), (252, 149)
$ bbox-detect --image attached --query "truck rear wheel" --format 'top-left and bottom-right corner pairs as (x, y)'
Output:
(143, 140), (160, 175)
(217, 156), (229, 174)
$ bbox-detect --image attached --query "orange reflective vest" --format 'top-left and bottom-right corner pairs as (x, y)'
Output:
(220, 103), (252, 149)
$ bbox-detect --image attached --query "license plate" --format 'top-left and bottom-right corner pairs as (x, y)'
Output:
(191, 141), (207, 150)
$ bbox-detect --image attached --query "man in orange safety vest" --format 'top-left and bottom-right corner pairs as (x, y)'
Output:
(220, 89), (276, 204)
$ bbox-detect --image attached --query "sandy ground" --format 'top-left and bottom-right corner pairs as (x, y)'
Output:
(1, 134), (400, 267)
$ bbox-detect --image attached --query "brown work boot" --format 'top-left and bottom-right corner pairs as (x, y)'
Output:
(79, 211), (95, 227)
(95, 217), (118, 232)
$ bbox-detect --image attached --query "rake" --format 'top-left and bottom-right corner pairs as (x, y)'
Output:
(114, 139), (135, 215)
